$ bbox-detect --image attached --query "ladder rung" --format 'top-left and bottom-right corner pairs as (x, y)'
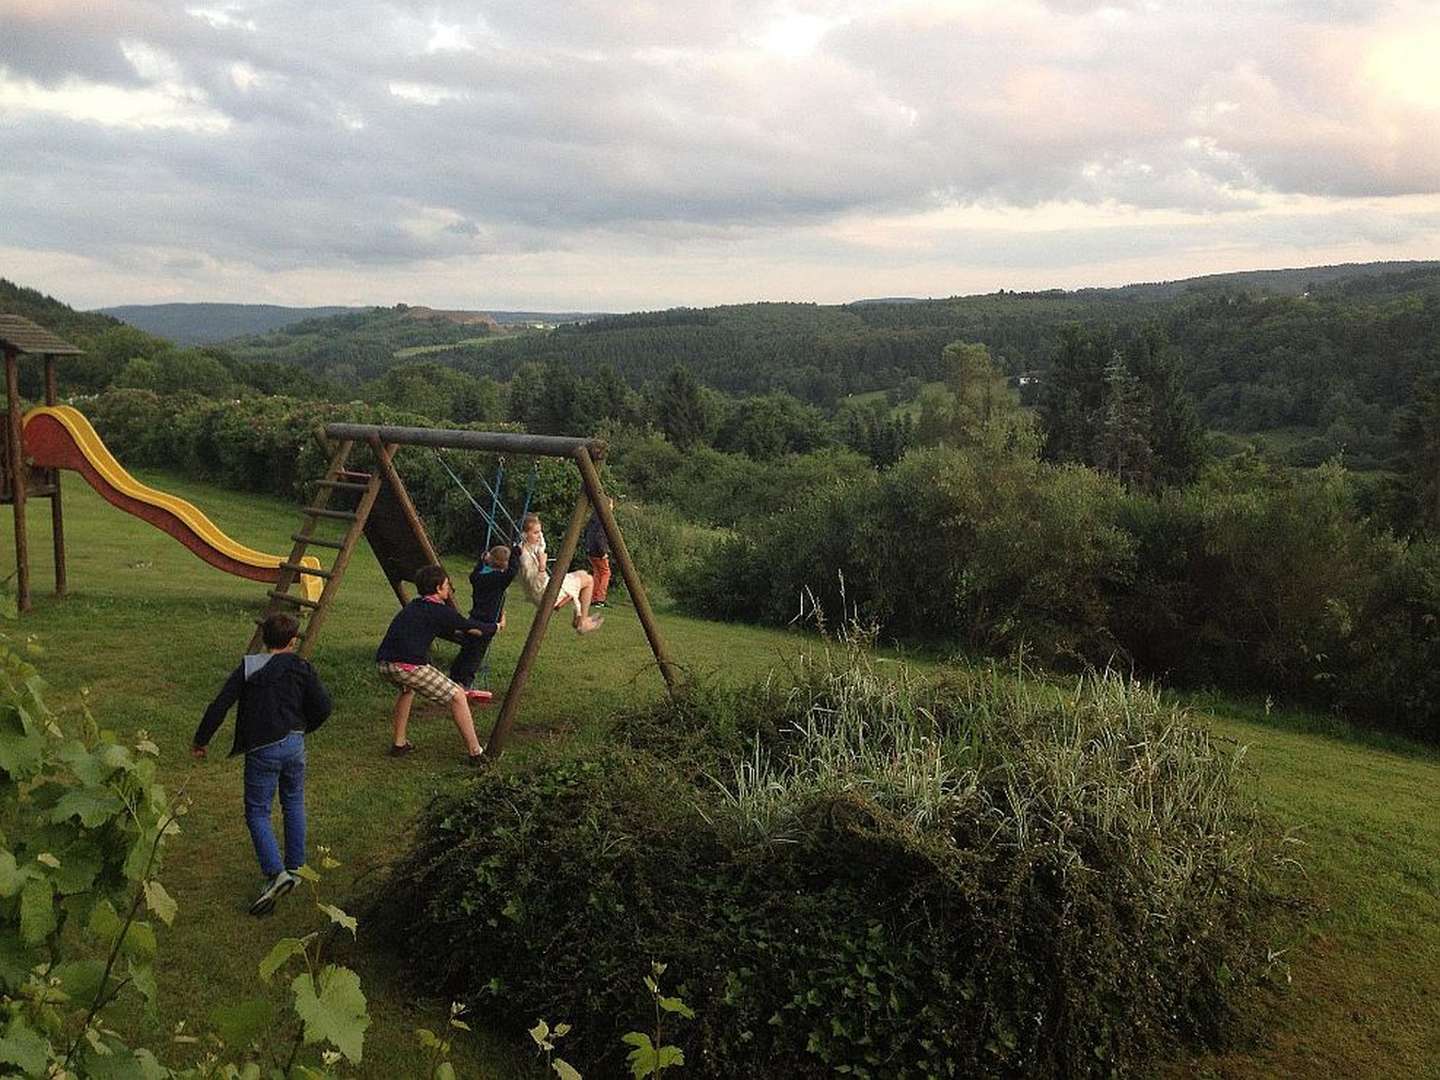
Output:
(338, 470), (372, 481)
(314, 480), (370, 492)
(267, 590), (320, 609)
(281, 562), (332, 578)
(303, 507), (357, 521)
(293, 533), (345, 549)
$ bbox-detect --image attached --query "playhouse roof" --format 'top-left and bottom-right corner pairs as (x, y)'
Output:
(0, 314), (83, 356)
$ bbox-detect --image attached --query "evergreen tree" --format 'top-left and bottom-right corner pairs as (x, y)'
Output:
(654, 365), (709, 448)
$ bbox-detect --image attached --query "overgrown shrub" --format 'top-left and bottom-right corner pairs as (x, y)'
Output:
(676, 446), (1134, 665)
(371, 641), (1290, 1078)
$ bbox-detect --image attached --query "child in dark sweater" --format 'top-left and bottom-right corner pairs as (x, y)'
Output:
(193, 612), (332, 916)
(448, 542), (520, 691)
(375, 563), (499, 763)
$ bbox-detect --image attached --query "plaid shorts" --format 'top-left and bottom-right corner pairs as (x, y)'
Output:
(376, 661), (460, 705)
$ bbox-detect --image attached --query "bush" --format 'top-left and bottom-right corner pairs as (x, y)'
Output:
(371, 641), (1289, 1078)
(676, 446), (1134, 666)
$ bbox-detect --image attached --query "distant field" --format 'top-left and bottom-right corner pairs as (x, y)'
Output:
(3, 468), (1436, 1078)
(392, 335), (505, 359)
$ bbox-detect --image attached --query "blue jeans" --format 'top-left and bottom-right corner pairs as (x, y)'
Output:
(243, 732), (306, 878)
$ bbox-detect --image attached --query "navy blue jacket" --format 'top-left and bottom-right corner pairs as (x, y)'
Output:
(194, 652), (332, 758)
(468, 544), (520, 623)
(584, 514), (609, 558)
(376, 597), (497, 665)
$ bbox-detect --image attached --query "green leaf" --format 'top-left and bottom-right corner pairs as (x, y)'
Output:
(119, 920), (157, 962)
(143, 880), (177, 926)
(50, 843), (102, 895)
(259, 936), (311, 983)
(435, 1064), (457, 1080)
(133, 1048), (168, 1080)
(0, 726), (45, 781)
(80, 1043), (157, 1080)
(88, 898), (123, 943)
(553, 1059), (583, 1080)
(129, 959), (159, 1017)
(19, 878), (56, 945)
(416, 1028), (441, 1050)
(622, 1031), (658, 1078)
(529, 1020), (551, 1047)
(656, 1045), (685, 1071)
(0, 850), (23, 897)
(317, 902), (357, 937)
(291, 964), (370, 1064)
(50, 788), (126, 828)
(209, 997), (277, 1048)
(58, 741), (110, 786)
(657, 995), (695, 1020)
(0, 1016), (51, 1075)
(291, 864), (320, 883)
(54, 958), (107, 1004)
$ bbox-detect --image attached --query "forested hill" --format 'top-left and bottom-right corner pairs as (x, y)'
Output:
(97, 302), (360, 345)
(97, 302), (605, 345)
(1, 279), (124, 345)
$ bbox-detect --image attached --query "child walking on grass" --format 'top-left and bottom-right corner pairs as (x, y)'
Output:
(192, 612), (332, 917)
(517, 513), (604, 634)
(375, 563), (500, 764)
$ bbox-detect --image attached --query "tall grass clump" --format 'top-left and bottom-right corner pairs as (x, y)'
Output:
(370, 630), (1291, 1078)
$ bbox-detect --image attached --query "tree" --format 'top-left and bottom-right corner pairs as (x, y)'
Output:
(653, 365), (710, 448)
(1097, 354), (1154, 489)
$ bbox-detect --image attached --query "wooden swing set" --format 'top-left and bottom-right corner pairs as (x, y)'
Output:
(250, 422), (679, 757)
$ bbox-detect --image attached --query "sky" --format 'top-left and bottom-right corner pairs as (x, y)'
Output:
(2, 0), (1440, 312)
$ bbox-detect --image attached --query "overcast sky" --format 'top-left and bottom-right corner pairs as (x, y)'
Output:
(3, 1), (1439, 312)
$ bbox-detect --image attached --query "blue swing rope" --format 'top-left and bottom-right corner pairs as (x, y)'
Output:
(432, 449), (539, 545)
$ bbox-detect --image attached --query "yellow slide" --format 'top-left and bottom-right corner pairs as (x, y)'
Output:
(23, 405), (323, 602)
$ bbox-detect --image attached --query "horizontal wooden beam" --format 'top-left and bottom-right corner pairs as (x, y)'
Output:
(324, 423), (604, 459)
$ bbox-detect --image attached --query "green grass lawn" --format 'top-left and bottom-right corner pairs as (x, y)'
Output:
(3, 468), (1438, 1077)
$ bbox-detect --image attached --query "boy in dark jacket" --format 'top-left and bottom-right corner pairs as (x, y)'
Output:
(375, 563), (499, 763)
(448, 542), (520, 692)
(193, 612), (332, 916)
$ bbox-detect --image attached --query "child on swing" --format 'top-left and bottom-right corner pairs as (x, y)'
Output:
(518, 512), (604, 634)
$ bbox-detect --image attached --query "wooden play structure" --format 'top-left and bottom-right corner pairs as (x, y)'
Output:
(1, 314), (78, 611)
(251, 422), (678, 755)
(2, 314), (320, 612)
(3, 313), (677, 754)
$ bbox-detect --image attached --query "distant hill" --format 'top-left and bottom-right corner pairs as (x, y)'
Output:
(96, 302), (606, 345)
(1076, 259), (1440, 301)
(97, 303), (360, 345)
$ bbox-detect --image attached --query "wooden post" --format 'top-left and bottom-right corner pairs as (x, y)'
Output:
(5, 348), (30, 612)
(44, 357), (64, 597)
(573, 447), (680, 690)
(484, 487), (590, 756)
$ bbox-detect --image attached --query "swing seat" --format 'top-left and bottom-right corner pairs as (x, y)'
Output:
(464, 688), (494, 705)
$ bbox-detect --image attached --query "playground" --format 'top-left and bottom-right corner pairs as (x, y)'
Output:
(0, 320), (1436, 1076)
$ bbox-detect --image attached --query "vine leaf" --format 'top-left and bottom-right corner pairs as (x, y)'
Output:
(292, 964), (370, 1064)
(258, 936), (312, 983)
(143, 880), (177, 926)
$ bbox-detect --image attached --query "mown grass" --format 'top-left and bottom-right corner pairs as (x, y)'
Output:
(2, 468), (1437, 1077)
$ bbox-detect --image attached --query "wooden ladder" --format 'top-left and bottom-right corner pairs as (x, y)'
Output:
(247, 439), (383, 658)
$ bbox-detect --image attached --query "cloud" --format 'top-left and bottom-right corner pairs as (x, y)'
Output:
(1, 0), (1438, 308)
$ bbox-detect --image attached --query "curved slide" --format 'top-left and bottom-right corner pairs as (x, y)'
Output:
(22, 405), (323, 602)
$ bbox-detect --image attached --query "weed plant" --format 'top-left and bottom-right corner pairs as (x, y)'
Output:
(371, 625), (1292, 1078)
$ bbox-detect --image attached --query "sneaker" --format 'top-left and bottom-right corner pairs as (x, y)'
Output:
(467, 750), (486, 767)
(592, 599), (607, 608)
(388, 741), (415, 758)
(248, 870), (297, 917)
(464, 689), (494, 704)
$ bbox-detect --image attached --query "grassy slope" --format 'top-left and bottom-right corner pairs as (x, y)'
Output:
(2, 470), (1437, 1078)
